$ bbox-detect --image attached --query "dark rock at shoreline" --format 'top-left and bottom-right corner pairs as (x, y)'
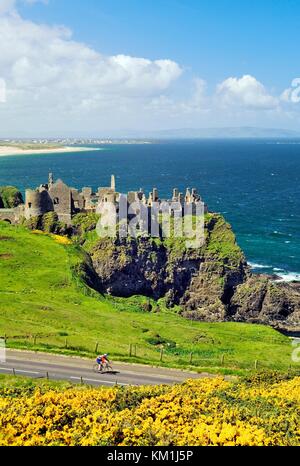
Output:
(230, 276), (300, 329)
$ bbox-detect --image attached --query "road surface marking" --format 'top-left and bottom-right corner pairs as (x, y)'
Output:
(70, 376), (130, 386)
(0, 367), (40, 375)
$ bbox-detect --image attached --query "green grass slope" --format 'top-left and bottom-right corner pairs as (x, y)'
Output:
(0, 221), (296, 375)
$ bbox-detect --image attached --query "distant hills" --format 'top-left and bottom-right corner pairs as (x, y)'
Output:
(3, 127), (300, 140)
(139, 127), (300, 139)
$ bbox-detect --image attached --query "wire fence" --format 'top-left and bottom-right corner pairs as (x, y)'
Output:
(1, 333), (296, 372)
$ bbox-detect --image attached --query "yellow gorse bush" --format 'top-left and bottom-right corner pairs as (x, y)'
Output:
(51, 234), (72, 245)
(32, 230), (72, 245)
(0, 376), (299, 446)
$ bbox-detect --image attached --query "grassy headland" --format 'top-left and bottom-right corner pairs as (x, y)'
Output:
(0, 221), (297, 375)
(0, 142), (63, 150)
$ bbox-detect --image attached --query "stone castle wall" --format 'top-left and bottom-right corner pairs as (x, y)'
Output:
(0, 174), (207, 226)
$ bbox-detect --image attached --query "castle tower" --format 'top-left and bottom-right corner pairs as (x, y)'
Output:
(185, 188), (191, 203)
(111, 175), (116, 192)
(172, 188), (179, 201)
(191, 188), (198, 201)
(152, 188), (158, 202)
(148, 192), (153, 206)
(48, 173), (54, 188)
(25, 189), (51, 219)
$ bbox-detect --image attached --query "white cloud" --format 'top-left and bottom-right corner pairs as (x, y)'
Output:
(0, 0), (48, 14)
(147, 75), (280, 117)
(216, 75), (278, 110)
(0, 78), (6, 102)
(184, 78), (207, 112)
(0, 0), (16, 14)
(0, 3), (297, 134)
(146, 78), (209, 116)
(0, 3), (182, 133)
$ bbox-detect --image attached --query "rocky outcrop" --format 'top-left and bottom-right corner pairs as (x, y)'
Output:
(86, 212), (300, 331)
(89, 214), (245, 312)
(231, 276), (300, 329)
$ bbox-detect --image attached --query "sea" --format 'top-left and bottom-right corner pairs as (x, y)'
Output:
(0, 139), (299, 282)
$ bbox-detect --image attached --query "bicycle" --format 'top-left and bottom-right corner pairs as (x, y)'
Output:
(93, 361), (113, 374)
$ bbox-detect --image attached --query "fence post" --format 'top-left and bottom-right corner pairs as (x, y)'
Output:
(134, 344), (137, 357)
(254, 360), (258, 370)
(13, 368), (16, 376)
(129, 344), (132, 357)
(160, 348), (164, 362)
(80, 376), (83, 385)
(95, 342), (99, 354)
(189, 352), (193, 364)
(46, 372), (49, 380)
(33, 335), (37, 345)
(221, 354), (225, 366)
(65, 338), (68, 349)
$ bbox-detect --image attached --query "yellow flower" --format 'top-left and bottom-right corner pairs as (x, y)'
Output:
(0, 376), (299, 446)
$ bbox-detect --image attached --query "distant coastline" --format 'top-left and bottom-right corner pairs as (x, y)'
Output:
(0, 146), (102, 157)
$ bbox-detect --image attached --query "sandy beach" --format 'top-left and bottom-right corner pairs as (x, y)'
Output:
(0, 146), (102, 157)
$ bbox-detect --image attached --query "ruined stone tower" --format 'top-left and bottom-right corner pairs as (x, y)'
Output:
(48, 179), (72, 224)
(24, 189), (53, 220)
(48, 173), (54, 188)
(111, 175), (116, 191)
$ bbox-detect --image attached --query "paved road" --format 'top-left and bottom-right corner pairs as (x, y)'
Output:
(0, 350), (209, 387)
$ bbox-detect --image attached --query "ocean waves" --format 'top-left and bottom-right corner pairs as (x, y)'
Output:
(248, 262), (300, 282)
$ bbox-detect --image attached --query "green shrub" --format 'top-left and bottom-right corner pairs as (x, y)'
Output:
(0, 186), (23, 208)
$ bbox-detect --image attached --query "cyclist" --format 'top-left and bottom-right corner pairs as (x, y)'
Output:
(96, 355), (102, 371)
(96, 354), (109, 372)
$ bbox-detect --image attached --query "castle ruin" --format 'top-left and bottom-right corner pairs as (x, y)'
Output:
(0, 174), (207, 225)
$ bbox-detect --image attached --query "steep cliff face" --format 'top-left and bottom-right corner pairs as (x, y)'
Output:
(86, 213), (300, 330)
(89, 214), (247, 316)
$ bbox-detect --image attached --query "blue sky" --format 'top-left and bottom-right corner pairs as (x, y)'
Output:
(0, 0), (300, 135)
(18, 0), (300, 89)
